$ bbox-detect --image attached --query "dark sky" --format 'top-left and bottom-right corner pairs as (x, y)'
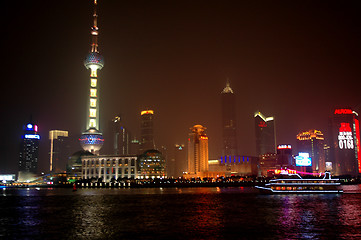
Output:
(1, 0), (361, 174)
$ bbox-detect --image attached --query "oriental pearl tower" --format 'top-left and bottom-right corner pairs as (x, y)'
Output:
(79, 0), (104, 154)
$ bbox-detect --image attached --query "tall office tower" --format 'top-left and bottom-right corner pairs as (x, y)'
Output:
(106, 116), (130, 155)
(130, 137), (141, 155)
(328, 108), (360, 176)
(221, 81), (238, 156)
(19, 123), (40, 174)
(187, 125), (209, 176)
(49, 130), (69, 172)
(254, 111), (276, 156)
(296, 130), (325, 173)
(140, 110), (155, 153)
(79, 0), (104, 154)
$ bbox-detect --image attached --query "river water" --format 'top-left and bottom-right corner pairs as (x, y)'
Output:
(1, 185), (361, 239)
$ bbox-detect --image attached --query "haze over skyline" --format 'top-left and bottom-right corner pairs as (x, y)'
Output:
(2, 0), (361, 173)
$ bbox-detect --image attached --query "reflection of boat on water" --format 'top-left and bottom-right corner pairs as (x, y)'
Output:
(255, 171), (343, 194)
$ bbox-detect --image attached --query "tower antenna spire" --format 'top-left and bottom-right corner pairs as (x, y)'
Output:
(91, 0), (99, 53)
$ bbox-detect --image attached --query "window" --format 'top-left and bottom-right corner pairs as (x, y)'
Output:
(90, 109), (96, 117)
(90, 99), (97, 107)
(91, 78), (97, 87)
(90, 89), (97, 97)
(89, 119), (96, 128)
(91, 69), (97, 77)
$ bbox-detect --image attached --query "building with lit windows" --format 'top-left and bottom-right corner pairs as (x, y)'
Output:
(49, 130), (70, 172)
(328, 108), (360, 176)
(296, 130), (325, 173)
(19, 122), (40, 179)
(254, 111), (276, 156)
(139, 149), (166, 179)
(81, 155), (138, 182)
(221, 81), (238, 156)
(79, 0), (104, 154)
(140, 110), (155, 153)
(187, 125), (209, 178)
(258, 145), (293, 177)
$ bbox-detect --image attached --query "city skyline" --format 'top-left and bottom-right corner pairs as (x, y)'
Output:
(2, 0), (361, 173)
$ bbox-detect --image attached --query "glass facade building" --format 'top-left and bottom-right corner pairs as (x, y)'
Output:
(140, 110), (155, 153)
(221, 81), (238, 156)
(19, 123), (40, 174)
(254, 112), (276, 156)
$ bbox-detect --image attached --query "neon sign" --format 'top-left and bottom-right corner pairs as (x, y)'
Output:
(334, 109), (353, 115)
(355, 119), (361, 173)
(338, 123), (354, 150)
(277, 144), (291, 149)
(295, 152), (312, 166)
(258, 121), (267, 128)
(141, 110), (154, 115)
(25, 134), (40, 139)
(274, 169), (297, 175)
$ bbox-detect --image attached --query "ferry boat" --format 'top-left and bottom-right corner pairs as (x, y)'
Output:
(256, 171), (343, 194)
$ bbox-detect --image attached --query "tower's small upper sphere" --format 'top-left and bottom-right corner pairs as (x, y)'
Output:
(84, 52), (104, 70)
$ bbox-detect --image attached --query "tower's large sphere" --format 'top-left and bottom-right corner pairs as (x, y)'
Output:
(79, 129), (104, 153)
(84, 52), (104, 70)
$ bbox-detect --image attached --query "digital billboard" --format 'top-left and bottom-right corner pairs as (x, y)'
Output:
(295, 152), (312, 167)
(338, 123), (354, 150)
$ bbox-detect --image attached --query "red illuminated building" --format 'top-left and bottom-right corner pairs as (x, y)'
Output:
(328, 108), (361, 176)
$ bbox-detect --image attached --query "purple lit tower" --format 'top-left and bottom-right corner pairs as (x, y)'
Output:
(79, 0), (104, 154)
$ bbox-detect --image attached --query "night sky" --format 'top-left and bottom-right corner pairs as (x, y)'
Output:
(2, 0), (361, 174)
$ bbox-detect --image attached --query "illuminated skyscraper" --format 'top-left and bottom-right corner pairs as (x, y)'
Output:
(49, 130), (69, 172)
(19, 123), (40, 174)
(296, 130), (325, 173)
(105, 116), (130, 155)
(254, 112), (276, 156)
(328, 108), (360, 176)
(79, 0), (104, 154)
(140, 110), (155, 152)
(221, 81), (238, 156)
(187, 125), (209, 176)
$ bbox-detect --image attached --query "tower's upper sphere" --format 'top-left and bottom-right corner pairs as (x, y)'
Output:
(84, 52), (104, 70)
